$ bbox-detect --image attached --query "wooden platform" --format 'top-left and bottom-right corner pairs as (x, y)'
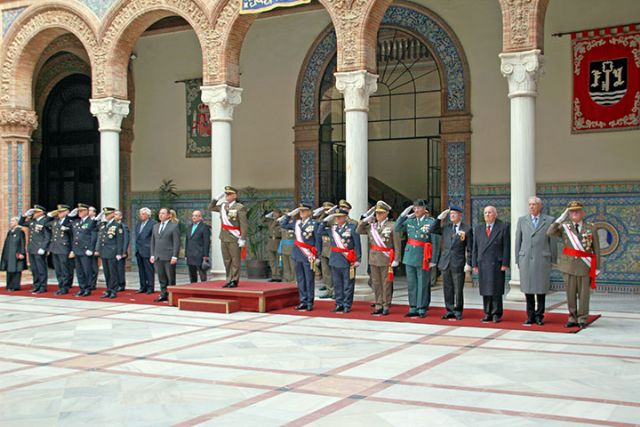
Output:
(178, 298), (240, 314)
(168, 281), (300, 313)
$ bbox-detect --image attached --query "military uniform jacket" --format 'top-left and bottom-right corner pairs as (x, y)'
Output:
(265, 219), (282, 252)
(211, 200), (248, 242)
(19, 215), (52, 254)
(395, 215), (437, 267)
(323, 222), (362, 268)
(280, 228), (295, 256)
(95, 220), (124, 259)
(356, 219), (402, 267)
(547, 221), (601, 277)
(71, 217), (97, 255)
(282, 218), (322, 264)
(320, 214), (357, 257)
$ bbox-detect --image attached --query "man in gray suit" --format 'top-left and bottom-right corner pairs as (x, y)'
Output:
(515, 196), (557, 326)
(150, 207), (180, 302)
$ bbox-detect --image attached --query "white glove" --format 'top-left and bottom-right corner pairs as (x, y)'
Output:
(391, 260), (400, 267)
(277, 215), (287, 224)
(354, 261), (360, 268)
(288, 208), (300, 217)
(407, 213), (416, 219)
(24, 209), (35, 217)
(264, 212), (274, 219)
(95, 211), (105, 222)
(400, 206), (414, 217)
(464, 264), (472, 273)
(364, 205), (376, 217)
(437, 209), (450, 220)
(314, 258), (321, 266)
(150, 256), (155, 264)
(596, 269), (601, 277)
(85, 250), (93, 257)
(327, 206), (338, 215)
(37, 248), (45, 255)
(47, 211), (56, 218)
(116, 255), (122, 261)
(363, 213), (375, 223)
(323, 214), (336, 223)
(238, 239), (246, 248)
(216, 191), (226, 201)
(312, 207), (324, 217)
(68, 208), (78, 217)
(429, 262), (437, 268)
(216, 198), (225, 207)
(555, 208), (570, 224)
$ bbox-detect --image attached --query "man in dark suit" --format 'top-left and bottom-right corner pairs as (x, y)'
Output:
(433, 205), (473, 320)
(19, 205), (53, 293)
(47, 204), (74, 295)
(472, 205), (510, 323)
(150, 207), (180, 302)
(94, 207), (124, 299)
(185, 210), (211, 283)
(114, 210), (130, 291)
(69, 203), (98, 296)
(134, 207), (156, 294)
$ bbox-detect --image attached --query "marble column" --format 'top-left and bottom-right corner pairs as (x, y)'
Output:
(201, 84), (242, 279)
(335, 70), (378, 301)
(499, 49), (543, 301)
(90, 97), (130, 209)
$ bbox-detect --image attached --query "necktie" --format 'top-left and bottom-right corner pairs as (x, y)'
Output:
(139, 222), (145, 234)
(191, 223), (197, 236)
(575, 223), (580, 234)
(486, 224), (491, 237)
(160, 222), (166, 235)
(532, 217), (538, 229)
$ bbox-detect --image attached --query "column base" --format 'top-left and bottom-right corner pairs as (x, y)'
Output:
(209, 269), (227, 281)
(353, 274), (374, 301)
(506, 280), (526, 302)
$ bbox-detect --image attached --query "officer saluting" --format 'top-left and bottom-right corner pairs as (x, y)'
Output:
(313, 202), (336, 298)
(68, 203), (97, 297)
(209, 186), (248, 288)
(47, 205), (74, 295)
(94, 207), (124, 299)
(19, 205), (52, 294)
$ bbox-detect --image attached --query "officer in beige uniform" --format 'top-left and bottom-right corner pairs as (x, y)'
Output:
(314, 202), (336, 298)
(265, 208), (282, 282)
(357, 201), (402, 315)
(547, 201), (601, 329)
(209, 186), (248, 288)
(279, 208), (296, 283)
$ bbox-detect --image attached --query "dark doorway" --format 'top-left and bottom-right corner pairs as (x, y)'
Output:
(40, 74), (100, 208)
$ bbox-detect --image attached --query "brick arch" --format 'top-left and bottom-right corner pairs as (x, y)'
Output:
(0, 2), (100, 109)
(499, 0), (550, 53)
(99, 0), (212, 99)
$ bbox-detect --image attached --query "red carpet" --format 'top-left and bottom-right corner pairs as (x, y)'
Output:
(1, 285), (168, 306)
(272, 300), (601, 334)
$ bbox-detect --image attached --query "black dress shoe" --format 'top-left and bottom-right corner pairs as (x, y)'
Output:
(441, 313), (455, 320)
(222, 282), (232, 288)
(419, 312), (427, 319)
(565, 321), (579, 328)
(523, 319), (533, 326)
(331, 306), (344, 313)
(404, 312), (419, 318)
(54, 290), (62, 295)
(135, 289), (145, 294)
(481, 315), (491, 323)
(455, 315), (463, 321)
(535, 318), (544, 326)
(37, 289), (47, 294)
(154, 295), (168, 302)
(371, 308), (383, 315)
(60, 289), (69, 295)
(382, 309), (390, 316)
(307, 305), (313, 312)
(145, 290), (154, 294)
(99, 293), (110, 299)
(294, 304), (307, 311)
(82, 291), (91, 297)
(578, 322), (587, 329)
(74, 291), (84, 297)
(319, 294), (333, 299)
(343, 307), (351, 313)
(227, 281), (238, 288)
(108, 293), (117, 299)
(492, 315), (502, 323)
(319, 286), (327, 291)
(118, 286), (125, 291)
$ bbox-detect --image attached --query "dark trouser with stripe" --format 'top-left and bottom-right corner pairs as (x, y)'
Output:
(482, 295), (503, 318)
(52, 253), (72, 290)
(90, 256), (98, 289)
(294, 261), (315, 306)
(442, 267), (465, 316)
(332, 266), (354, 309)
(406, 265), (431, 314)
(117, 258), (126, 289)
(525, 293), (546, 321)
(156, 260), (176, 297)
(74, 255), (94, 292)
(102, 257), (119, 293)
(29, 253), (48, 292)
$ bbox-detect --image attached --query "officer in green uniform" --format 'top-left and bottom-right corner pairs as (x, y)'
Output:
(265, 208), (282, 282)
(395, 199), (437, 318)
(279, 208), (296, 283)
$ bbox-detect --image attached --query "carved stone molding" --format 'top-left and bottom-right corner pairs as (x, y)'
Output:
(201, 84), (243, 122)
(334, 70), (378, 112)
(500, 49), (544, 98)
(89, 97), (130, 132)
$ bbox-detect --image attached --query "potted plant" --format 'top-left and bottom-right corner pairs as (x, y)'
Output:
(242, 187), (275, 279)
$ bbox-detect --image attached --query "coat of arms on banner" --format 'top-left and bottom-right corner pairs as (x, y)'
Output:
(184, 78), (211, 158)
(572, 24), (640, 133)
(240, 0), (311, 15)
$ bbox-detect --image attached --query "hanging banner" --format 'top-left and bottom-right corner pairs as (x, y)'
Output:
(240, 0), (311, 15)
(572, 24), (640, 133)
(184, 78), (211, 158)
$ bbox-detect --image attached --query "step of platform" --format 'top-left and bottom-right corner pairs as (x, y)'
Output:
(178, 297), (240, 314)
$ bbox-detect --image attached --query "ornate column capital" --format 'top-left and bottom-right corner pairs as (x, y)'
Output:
(0, 108), (38, 138)
(201, 84), (243, 122)
(90, 97), (130, 132)
(500, 49), (544, 98)
(334, 70), (378, 112)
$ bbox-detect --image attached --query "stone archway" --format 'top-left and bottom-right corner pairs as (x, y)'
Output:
(294, 1), (472, 215)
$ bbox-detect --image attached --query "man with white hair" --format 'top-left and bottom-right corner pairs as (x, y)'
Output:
(515, 196), (557, 326)
(134, 207), (156, 294)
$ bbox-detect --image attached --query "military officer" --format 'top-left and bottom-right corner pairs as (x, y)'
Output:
(547, 201), (601, 329)
(278, 208), (296, 283)
(47, 205), (74, 295)
(395, 199), (437, 318)
(94, 207), (124, 299)
(19, 205), (52, 293)
(357, 201), (402, 315)
(264, 208), (283, 282)
(313, 202), (336, 298)
(68, 203), (98, 297)
(88, 206), (99, 290)
(209, 186), (248, 288)
(281, 204), (322, 311)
